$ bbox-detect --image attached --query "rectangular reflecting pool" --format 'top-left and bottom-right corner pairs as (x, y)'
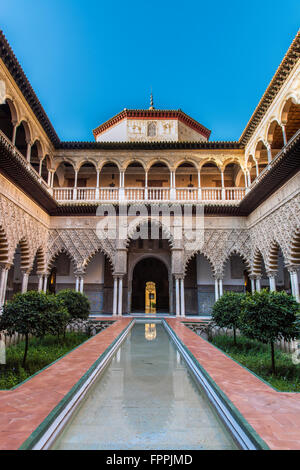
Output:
(51, 322), (238, 450)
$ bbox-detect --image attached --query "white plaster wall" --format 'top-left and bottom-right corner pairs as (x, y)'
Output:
(96, 120), (127, 142)
(178, 121), (207, 142)
(56, 271), (76, 284)
(84, 252), (105, 284)
(196, 254), (214, 284)
(95, 117), (208, 142)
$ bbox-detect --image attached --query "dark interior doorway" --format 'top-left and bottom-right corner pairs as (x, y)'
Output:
(131, 257), (169, 313)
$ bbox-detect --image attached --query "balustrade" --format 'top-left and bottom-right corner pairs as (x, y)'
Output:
(53, 185), (246, 203)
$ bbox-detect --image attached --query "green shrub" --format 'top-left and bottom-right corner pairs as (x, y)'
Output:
(240, 289), (299, 374)
(0, 291), (69, 367)
(212, 291), (244, 344)
(211, 334), (300, 392)
(0, 332), (89, 389)
(56, 290), (90, 323)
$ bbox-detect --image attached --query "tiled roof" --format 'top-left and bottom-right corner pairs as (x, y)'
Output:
(58, 140), (241, 150)
(239, 30), (300, 145)
(92, 108), (211, 140)
(1, 28), (299, 149)
(0, 30), (60, 147)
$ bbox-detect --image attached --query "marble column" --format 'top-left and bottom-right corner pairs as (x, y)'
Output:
(118, 277), (123, 316)
(95, 169), (100, 199)
(221, 172), (225, 199)
(214, 278), (219, 302)
(38, 274), (43, 292)
(169, 273), (173, 315)
(26, 141), (32, 163)
(79, 275), (84, 294)
(180, 278), (185, 317)
(0, 266), (10, 308)
(175, 277), (180, 317)
(11, 121), (18, 146)
(73, 170), (78, 200)
(75, 275), (79, 292)
(255, 277), (261, 292)
(197, 170), (201, 200)
(119, 172), (125, 201)
(289, 269), (300, 303)
(281, 124), (287, 146)
(219, 278), (223, 297)
(247, 170), (251, 187)
(250, 276), (256, 293)
(266, 144), (272, 164)
(144, 171), (148, 200)
(43, 274), (48, 293)
(21, 271), (29, 293)
(170, 171), (176, 200)
(113, 276), (118, 315)
(268, 273), (276, 292)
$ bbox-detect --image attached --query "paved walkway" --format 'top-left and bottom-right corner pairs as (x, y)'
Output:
(0, 318), (131, 450)
(0, 317), (299, 450)
(167, 318), (300, 450)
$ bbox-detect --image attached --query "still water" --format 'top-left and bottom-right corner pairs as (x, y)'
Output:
(51, 322), (237, 450)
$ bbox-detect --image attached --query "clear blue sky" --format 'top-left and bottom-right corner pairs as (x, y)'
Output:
(2, 0), (299, 141)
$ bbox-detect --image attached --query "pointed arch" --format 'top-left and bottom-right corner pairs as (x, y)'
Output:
(252, 248), (266, 277)
(11, 237), (31, 272)
(288, 229), (300, 266)
(34, 246), (46, 274)
(47, 247), (77, 273)
(0, 225), (9, 265)
(221, 248), (251, 277)
(82, 246), (114, 271)
(125, 216), (174, 249)
(184, 249), (216, 278)
(265, 240), (285, 272)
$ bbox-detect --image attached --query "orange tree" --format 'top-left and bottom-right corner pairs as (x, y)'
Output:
(211, 291), (244, 345)
(0, 291), (69, 368)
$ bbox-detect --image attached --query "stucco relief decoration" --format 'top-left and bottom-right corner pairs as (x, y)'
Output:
(0, 194), (48, 268)
(47, 229), (116, 272)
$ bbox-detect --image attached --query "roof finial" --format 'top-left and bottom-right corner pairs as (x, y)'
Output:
(149, 88), (154, 110)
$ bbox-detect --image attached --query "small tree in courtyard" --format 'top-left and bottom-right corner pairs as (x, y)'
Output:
(56, 290), (90, 329)
(212, 291), (244, 345)
(240, 289), (299, 374)
(0, 291), (69, 368)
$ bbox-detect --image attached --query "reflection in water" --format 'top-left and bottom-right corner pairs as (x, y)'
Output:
(51, 323), (237, 450)
(145, 323), (157, 341)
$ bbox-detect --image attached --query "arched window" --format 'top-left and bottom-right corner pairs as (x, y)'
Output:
(147, 122), (157, 137)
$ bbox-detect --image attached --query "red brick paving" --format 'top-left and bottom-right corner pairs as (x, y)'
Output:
(0, 317), (299, 450)
(0, 318), (131, 450)
(167, 318), (300, 450)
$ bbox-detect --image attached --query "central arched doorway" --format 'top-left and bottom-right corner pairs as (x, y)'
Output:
(131, 257), (169, 313)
